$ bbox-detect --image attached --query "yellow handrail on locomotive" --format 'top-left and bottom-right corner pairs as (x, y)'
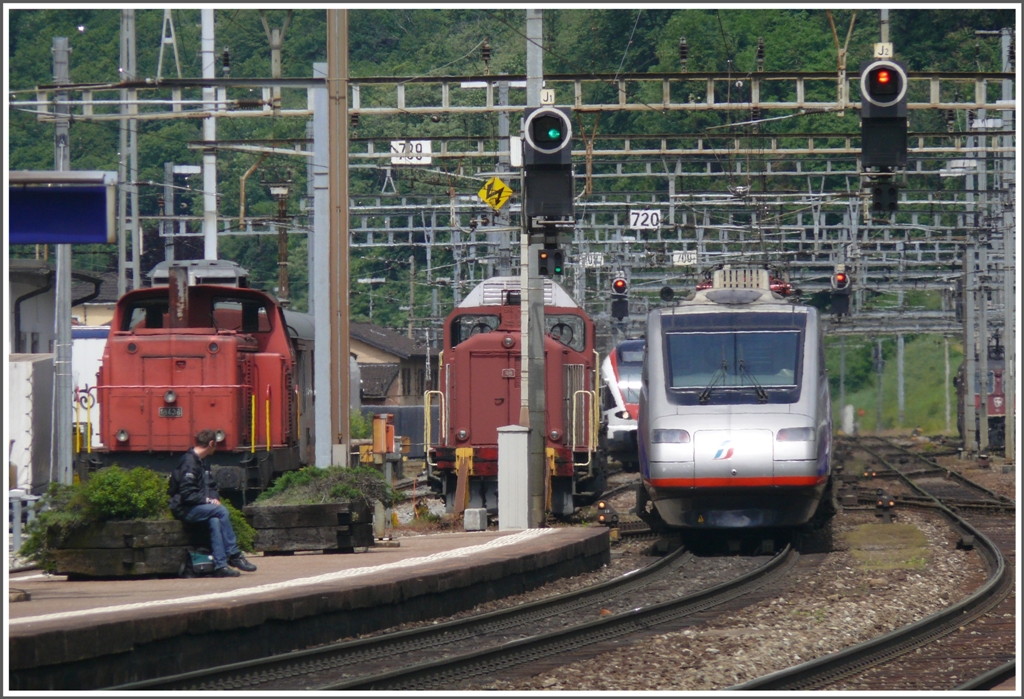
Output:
(424, 390), (446, 467)
(572, 389), (598, 469)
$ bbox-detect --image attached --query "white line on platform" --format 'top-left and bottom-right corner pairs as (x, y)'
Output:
(9, 529), (554, 627)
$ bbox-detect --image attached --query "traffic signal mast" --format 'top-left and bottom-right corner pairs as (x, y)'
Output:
(830, 263), (853, 318)
(611, 276), (628, 320)
(859, 59), (909, 215)
(523, 107), (574, 276)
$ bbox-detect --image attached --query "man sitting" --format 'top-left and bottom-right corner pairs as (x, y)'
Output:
(168, 429), (257, 577)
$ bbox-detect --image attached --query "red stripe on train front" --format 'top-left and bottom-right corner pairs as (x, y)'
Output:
(647, 475), (827, 488)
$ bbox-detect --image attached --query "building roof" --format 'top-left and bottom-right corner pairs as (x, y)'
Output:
(9, 258), (111, 306)
(359, 363), (400, 399)
(350, 322), (437, 360)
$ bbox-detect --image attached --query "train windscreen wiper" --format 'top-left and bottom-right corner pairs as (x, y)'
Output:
(698, 359), (728, 404)
(738, 359), (768, 403)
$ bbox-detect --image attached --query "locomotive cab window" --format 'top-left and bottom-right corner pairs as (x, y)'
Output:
(123, 301), (169, 330)
(544, 314), (586, 352)
(661, 312), (806, 405)
(450, 314), (500, 347)
(212, 298), (271, 333)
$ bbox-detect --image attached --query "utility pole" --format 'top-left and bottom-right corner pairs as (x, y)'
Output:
(327, 9), (351, 466)
(408, 255), (416, 339)
(493, 76), (512, 277)
(875, 338), (884, 434)
(963, 242), (977, 453)
(524, 8), (546, 528)
(201, 9), (218, 259)
(117, 10), (138, 295)
(163, 162), (174, 261)
(944, 337), (951, 434)
(1001, 26), (1015, 465)
(260, 11), (292, 115)
(978, 240), (989, 453)
(52, 36), (73, 486)
(897, 333), (905, 427)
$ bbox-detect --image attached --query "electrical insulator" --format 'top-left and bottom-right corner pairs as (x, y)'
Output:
(350, 112), (359, 128)
(945, 110), (956, 132)
(481, 39), (492, 64)
(756, 37), (765, 71)
(679, 37), (688, 71)
(222, 47), (230, 76)
(751, 106), (761, 123)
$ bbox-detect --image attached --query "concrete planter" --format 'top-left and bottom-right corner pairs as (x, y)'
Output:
(52, 519), (203, 579)
(244, 501), (373, 554)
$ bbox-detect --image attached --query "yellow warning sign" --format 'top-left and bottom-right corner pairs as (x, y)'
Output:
(477, 176), (513, 212)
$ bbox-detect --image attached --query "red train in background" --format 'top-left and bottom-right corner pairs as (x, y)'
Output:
(955, 334), (1007, 450)
(77, 260), (315, 503)
(425, 277), (606, 517)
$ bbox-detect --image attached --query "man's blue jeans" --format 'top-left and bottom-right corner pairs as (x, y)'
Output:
(183, 503), (240, 568)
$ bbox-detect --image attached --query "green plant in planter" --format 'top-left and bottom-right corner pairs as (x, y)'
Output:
(19, 466), (174, 571)
(224, 500), (256, 553)
(254, 465), (398, 508)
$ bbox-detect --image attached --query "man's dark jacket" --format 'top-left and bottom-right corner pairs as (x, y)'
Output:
(168, 449), (221, 519)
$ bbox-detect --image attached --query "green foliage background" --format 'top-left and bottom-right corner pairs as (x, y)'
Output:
(8, 9), (1010, 436)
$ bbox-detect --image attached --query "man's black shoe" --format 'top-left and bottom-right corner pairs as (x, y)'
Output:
(213, 566), (241, 577)
(228, 554), (257, 572)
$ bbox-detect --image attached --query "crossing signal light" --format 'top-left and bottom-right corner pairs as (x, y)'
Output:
(523, 106), (574, 228)
(611, 277), (628, 320)
(859, 59), (908, 170)
(537, 247), (564, 276)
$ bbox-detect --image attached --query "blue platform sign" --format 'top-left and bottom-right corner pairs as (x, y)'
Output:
(8, 171), (117, 244)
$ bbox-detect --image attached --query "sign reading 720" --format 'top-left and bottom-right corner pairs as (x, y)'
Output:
(629, 209), (661, 230)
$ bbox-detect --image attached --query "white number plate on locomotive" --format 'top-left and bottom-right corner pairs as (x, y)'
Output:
(159, 407), (183, 418)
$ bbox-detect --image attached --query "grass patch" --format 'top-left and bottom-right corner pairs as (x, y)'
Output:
(841, 522), (931, 571)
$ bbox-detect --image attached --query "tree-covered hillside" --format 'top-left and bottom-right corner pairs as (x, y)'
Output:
(7, 8), (1014, 327)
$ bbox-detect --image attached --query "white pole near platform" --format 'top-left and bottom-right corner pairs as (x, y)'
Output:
(498, 426), (530, 530)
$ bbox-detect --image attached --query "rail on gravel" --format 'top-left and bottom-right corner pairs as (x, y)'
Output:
(731, 438), (1012, 691)
(112, 543), (691, 690)
(324, 545), (798, 690)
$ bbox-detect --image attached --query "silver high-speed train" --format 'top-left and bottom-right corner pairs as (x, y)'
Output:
(638, 268), (837, 530)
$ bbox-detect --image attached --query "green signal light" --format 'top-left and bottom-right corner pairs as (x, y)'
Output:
(546, 128), (562, 140)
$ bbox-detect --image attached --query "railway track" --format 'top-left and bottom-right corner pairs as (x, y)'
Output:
(115, 539), (795, 690)
(113, 543), (693, 690)
(732, 436), (1015, 692)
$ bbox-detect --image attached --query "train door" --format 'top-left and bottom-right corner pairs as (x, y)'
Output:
(463, 349), (519, 444)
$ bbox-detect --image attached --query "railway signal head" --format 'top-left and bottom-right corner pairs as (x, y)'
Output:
(830, 264), (852, 317)
(611, 277), (629, 320)
(859, 59), (908, 170)
(523, 106), (574, 228)
(537, 246), (564, 276)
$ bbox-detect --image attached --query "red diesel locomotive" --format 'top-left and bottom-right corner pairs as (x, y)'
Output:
(77, 262), (314, 501)
(425, 277), (605, 517)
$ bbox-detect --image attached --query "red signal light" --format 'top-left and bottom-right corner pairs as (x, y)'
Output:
(876, 69), (891, 84)
(612, 278), (627, 294)
(836, 272), (847, 284)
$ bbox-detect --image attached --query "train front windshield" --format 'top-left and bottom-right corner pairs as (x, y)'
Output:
(661, 312), (805, 405)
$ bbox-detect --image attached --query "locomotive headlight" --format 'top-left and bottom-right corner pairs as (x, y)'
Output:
(548, 430), (561, 442)
(776, 427), (815, 442)
(215, 430), (226, 443)
(456, 429), (469, 441)
(652, 429), (690, 443)
(116, 429), (130, 443)
(164, 390), (177, 404)
(208, 342), (219, 354)
(502, 336), (515, 348)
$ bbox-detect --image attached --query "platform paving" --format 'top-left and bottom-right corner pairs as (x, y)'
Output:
(7, 526), (609, 690)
